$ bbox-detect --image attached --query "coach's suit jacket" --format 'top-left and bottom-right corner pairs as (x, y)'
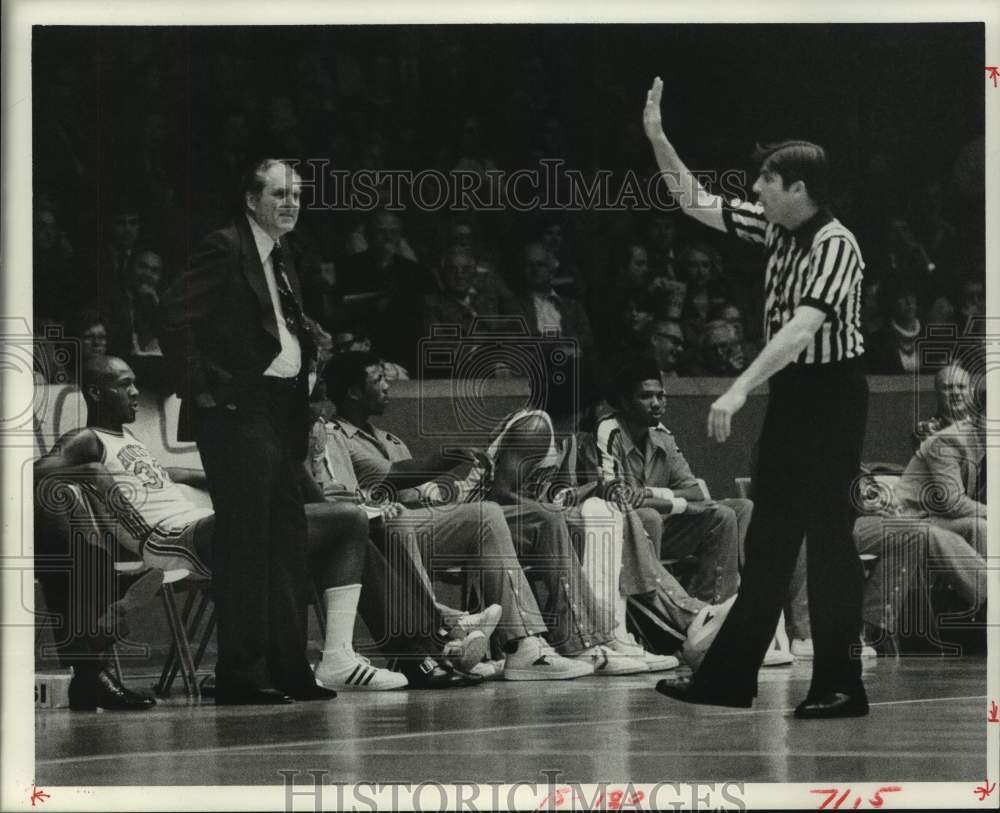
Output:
(895, 419), (986, 519)
(160, 215), (316, 449)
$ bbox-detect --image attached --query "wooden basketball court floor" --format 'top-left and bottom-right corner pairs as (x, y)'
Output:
(36, 655), (988, 787)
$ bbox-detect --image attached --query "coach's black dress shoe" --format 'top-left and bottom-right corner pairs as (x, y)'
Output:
(214, 686), (295, 706)
(794, 691), (869, 719)
(655, 675), (752, 709)
(68, 667), (157, 711)
(400, 657), (480, 689)
(285, 684), (338, 701)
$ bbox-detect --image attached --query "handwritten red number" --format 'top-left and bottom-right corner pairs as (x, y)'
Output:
(869, 786), (902, 807)
(988, 700), (999, 723)
(811, 789), (839, 809)
(974, 780), (996, 801)
(987, 67), (999, 88)
(30, 787), (50, 807)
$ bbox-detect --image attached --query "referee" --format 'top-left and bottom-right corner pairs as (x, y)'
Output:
(643, 77), (870, 718)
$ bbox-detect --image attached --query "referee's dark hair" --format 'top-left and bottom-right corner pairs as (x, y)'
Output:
(752, 140), (831, 206)
(323, 350), (384, 410)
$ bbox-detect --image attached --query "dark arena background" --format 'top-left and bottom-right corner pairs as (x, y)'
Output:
(23, 16), (994, 807)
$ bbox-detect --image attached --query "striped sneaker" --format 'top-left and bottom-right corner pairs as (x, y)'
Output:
(315, 651), (408, 691)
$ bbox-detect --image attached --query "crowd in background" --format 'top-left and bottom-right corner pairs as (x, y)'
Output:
(31, 27), (986, 394)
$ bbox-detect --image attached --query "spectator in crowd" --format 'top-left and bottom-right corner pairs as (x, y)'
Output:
(37, 308), (112, 385)
(865, 274), (928, 373)
(533, 214), (583, 298)
(913, 181), (957, 267)
(100, 248), (165, 361)
(644, 318), (687, 380)
(677, 243), (731, 307)
(421, 245), (516, 339)
(594, 239), (683, 356)
(680, 284), (712, 351)
(509, 241), (596, 369)
(338, 209), (432, 371)
(687, 319), (748, 376)
(913, 362), (972, 446)
(89, 198), (143, 358)
(957, 277), (985, 334)
(590, 358), (747, 606)
(345, 204), (421, 263)
(853, 376), (987, 649)
(924, 290), (958, 329)
(643, 212), (679, 280)
(444, 213), (501, 278)
(339, 210), (429, 296)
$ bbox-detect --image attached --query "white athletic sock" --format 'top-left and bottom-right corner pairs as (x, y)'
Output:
(614, 589), (629, 641)
(321, 584), (361, 665)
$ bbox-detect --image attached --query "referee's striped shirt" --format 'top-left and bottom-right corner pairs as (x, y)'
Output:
(722, 198), (865, 365)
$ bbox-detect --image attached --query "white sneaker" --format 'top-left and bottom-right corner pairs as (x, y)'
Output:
(315, 650), (408, 691)
(682, 594), (737, 670)
(791, 638), (814, 659)
(573, 644), (647, 676)
(762, 643), (794, 667)
(442, 630), (489, 672)
(454, 604), (502, 641)
(469, 658), (505, 680)
(503, 636), (594, 681)
(609, 634), (679, 673)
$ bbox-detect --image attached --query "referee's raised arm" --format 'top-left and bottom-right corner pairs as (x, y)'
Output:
(642, 77), (726, 232)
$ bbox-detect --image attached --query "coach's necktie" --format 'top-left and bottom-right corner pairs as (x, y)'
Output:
(271, 241), (303, 334)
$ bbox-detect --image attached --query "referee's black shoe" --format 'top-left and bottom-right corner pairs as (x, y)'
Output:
(794, 690), (869, 719)
(655, 675), (752, 709)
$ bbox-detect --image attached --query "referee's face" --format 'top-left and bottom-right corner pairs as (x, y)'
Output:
(625, 379), (667, 426)
(752, 168), (796, 227)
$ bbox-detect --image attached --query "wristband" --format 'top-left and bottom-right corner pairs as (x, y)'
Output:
(647, 487), (675, 502)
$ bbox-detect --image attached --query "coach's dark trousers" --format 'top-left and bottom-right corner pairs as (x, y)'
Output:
(694, 357), (869, 703)
(196, 375), (315, 694)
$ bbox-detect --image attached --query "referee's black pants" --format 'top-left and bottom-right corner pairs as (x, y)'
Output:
(694, 357), (868, 703)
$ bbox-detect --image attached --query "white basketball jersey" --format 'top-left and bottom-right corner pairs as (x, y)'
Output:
(93, 427), (213, 543)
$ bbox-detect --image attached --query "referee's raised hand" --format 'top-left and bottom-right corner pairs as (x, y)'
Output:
(643, 76), (666, 141)
(707, 386), (747, 443)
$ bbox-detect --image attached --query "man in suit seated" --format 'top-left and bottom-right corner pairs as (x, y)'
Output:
(854, 375), (987, 647)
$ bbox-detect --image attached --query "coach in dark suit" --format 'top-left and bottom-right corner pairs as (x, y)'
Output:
(161, 159), (334, 704)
